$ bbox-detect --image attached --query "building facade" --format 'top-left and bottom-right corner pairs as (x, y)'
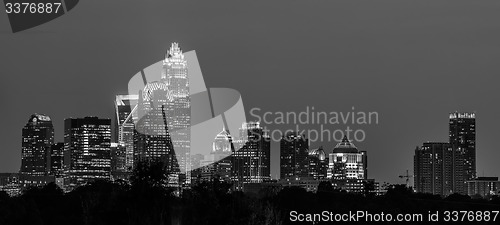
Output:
(115, 94), (138, 171)
(414, 142), (455, 196)
(466, 177), (500, 198)
(300, 147), (328, 180)
(50, 142), (64, 177)
(231, 122), (271, 190)
(195, 127), (233, 183)
(134, 81), (179, 186)
(449, 112), (476, 195)
(20, 114), (55, 188)
(327, 136), (367, 181)
(162, 42), (191, 186)
(280, 132), (309, 179)
(64, 117), (112, 189)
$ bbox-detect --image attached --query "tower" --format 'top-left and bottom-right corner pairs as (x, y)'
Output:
(64, 117), (111, 189)
(21, 114), (54, 176)
(231, 122), (271, 190)
(162, 42), (191, 185)
(115, 94), (138, 171)
(20, 114), (55, 187)
(414, 142), (454, 195)
(280, 132), (309, 179)
(449, 112), (476, 194)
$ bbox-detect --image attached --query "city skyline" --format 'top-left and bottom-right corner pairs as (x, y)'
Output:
(2, 1), (500, 184)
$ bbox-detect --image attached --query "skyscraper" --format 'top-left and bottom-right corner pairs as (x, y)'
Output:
(280, 132), (309, 179)
(327, 136), (367, 180)
(21, 114), (54, 176)
(64, 117), (111, 189)
(133, 43), (191, 187)
(110, 142), (127, 179)
(196, 127), (234, 183)
(449, 112), (476, 194)
(327, 136), (368, 193)
(115, 94), (138, 171)
(414, 142), (454, 196)
(162, 42), (191, 185)
(231, 122), (271, 190)
(300, 147), (328, 180)
(134, 82), (179, 186)
(50, 142), (64, 177)
(20, 114), (54, 187)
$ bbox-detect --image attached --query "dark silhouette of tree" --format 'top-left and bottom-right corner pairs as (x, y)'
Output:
(317, 180), (334, 193)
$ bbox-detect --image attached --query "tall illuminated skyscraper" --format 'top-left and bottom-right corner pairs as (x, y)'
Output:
(64, 117), (111, 189)
(21, 114), (54, 176)
(20, 114), (54, 187)
(134, 82), (179, 184)
(162, 42), (191, 185)
(115, 94), (138, 171)
(280, 132), (309, 179)
(50, 142), (64, 177)
(133, 42), (190, 187)
(414, 142), (454, 196)
(301, 147), (328, 180)
(195, 126), (233, 183)
(327, 136), (367, 180)
(231, 122), (271, 190)
(449, 112), (476, 194)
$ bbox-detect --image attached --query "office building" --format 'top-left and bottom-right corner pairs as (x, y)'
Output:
(466, 177), (500, 198)
(280, 132), (309, 179)
(64, 117), (111, 189)
(50, 142), (64, 177)
(20, 114), (55, 188)
(231, 122), (271, 190)
(115, 94), (138, 171)
(414, 142), (455, 196)
(327, 136), (367, 180)
(449, 112), (476, 194)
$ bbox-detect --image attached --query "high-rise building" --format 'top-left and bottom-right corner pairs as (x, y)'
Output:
(134, 82), (179, 186)
(414, 142), (455, 196)
(449, 112), (476, 194)
(300, 147), (328, 180)
(197, 127), (233, 183)
(21, 114), (54, 176)
(115, 94), (138, 171)
(110, 142), (128, 180)
(50, 142), (64, 177)
(64, 117), (111, 189)
(327, 136), (367, 180)
(162, 42), (191, 185)
(280, 132), (309, 179)
(231, 122), (271, 190)
(133, 43), (191, 187)
(20, 114), (55, 188)
(326, 136), (368, 194)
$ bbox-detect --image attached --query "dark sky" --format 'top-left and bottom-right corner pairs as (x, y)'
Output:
(1, 0), (499, 184)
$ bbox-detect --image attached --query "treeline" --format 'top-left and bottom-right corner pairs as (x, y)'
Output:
(1, 162), (499, 225)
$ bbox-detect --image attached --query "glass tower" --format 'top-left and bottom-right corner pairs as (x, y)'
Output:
(231, 122), (271, 190)
(280, 132), (309, 179)
(115, 94), (138, 171)
(64, 117), (111, 189)
(414, 142), (454, 196)
(449, 112), (476, 195)
(20, 114), (54, 180)
(162, 42), (191, 185)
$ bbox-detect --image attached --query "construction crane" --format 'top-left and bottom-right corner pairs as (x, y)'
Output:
(398, 170), (414, 188)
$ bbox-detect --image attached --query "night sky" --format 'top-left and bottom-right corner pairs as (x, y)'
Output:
(1, 0), (499, 184)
